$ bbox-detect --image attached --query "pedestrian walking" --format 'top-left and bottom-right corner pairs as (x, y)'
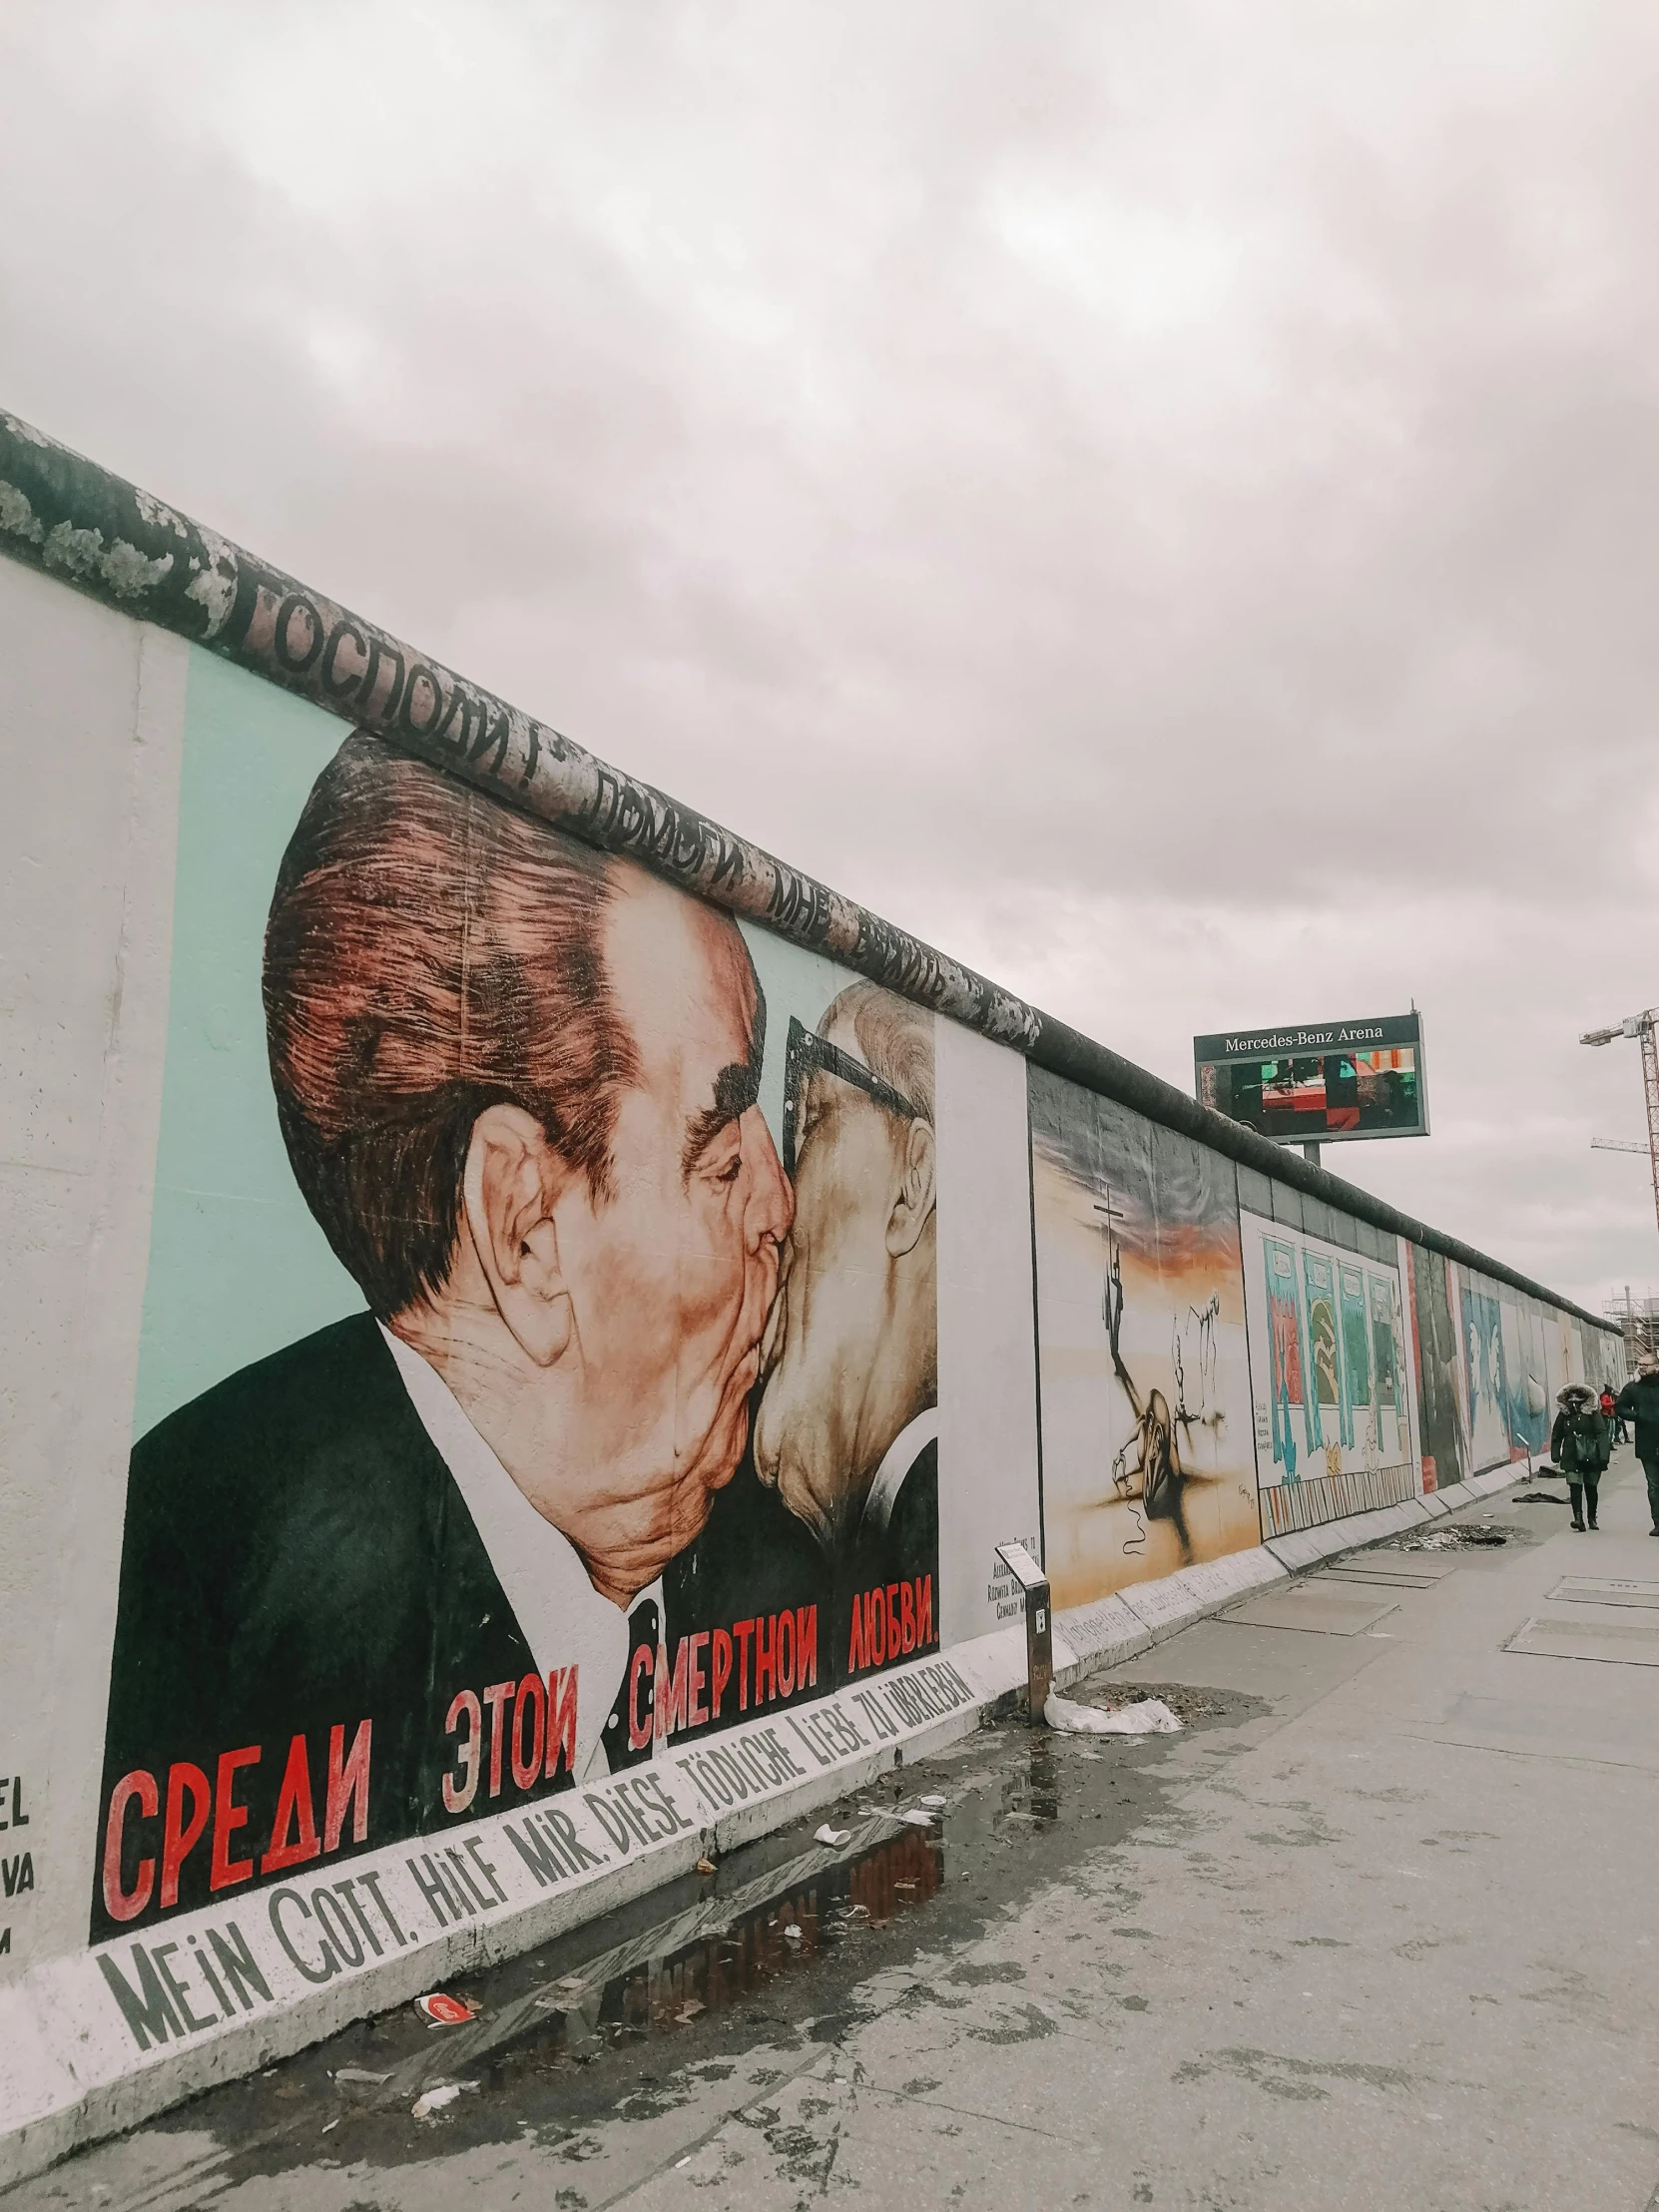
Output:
(1615, 1355), (1659, 1535)
(1600, 1383), (1620, 1442)
(1551, 1383), (1610, 1531)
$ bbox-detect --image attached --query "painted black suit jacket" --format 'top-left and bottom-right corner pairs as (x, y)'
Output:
(92, 1313), (553, 1940)
(663, 1429), (940, 1738)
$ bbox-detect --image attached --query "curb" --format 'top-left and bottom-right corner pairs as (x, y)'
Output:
(0, 1460), (1533, 2190)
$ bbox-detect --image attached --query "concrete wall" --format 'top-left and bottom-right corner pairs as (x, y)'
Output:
(0, 426), (1626, 2176)
(1, 567), (186, 1976)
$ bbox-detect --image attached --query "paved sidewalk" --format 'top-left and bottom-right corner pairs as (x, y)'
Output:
(12, 1458), (1659, 2211)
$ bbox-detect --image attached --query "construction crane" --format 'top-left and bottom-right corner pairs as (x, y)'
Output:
(1581, 1008), (1659, 1237)
(1591, 1137), (1649, 1154)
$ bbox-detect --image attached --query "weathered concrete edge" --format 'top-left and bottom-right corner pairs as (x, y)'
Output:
(0, 407), (1616, 1336)
(1052, 1460), (1539, 1677)
(0, 1466), (1463, 2191)
(0, 1640), (1012, 2190)
(1261, 1460), (1533, 1569)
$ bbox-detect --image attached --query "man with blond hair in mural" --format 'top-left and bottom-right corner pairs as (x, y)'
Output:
(660, 978), (939, 1720)
(753, 982), (939, 1666)
(94, 733), (793, 1936)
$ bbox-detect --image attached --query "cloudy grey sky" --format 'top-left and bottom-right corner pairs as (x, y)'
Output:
(3, 1), (1655, 1315)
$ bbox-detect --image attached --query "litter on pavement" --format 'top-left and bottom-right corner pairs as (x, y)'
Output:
(414, 1991), (476, 2027)
(1401, 1522), (1508, 1549)
(1043, 1691), (1183, 1736)
(411, 2081), (478, 2119)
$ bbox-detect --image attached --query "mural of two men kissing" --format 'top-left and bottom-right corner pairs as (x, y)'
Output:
(94, 731), (937, 1937)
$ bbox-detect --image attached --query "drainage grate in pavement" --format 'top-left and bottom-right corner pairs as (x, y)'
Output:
(1323, 1555), (1457, 1589)
(1223, 1579), (1399, 1636)
(1546, 1576), (1659, 1610)
(1503, 1613), (1659, 1666)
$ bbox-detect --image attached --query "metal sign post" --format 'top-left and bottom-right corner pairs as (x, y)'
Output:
(995, 1541), (1052, 1723)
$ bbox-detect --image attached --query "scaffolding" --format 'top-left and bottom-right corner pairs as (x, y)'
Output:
(1604, 1286), (1659, 1365)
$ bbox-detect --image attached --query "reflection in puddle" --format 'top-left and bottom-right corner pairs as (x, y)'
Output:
(601, 1827), (940, 2044)
(521, 1744), (1065, 2066)
(998, 1736), (1060, 1828)
(349, 1727), (1151, 2111)
(492, 1823), (944, 2074)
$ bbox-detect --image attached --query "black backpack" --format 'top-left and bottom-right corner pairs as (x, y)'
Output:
(1568, 1409), (1606, 1473)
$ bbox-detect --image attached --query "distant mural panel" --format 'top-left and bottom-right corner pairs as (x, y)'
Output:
(1502, 1296), (1551, 1459)
(1028, 1068), (1259, 1611)
(1444, 1265), (1549, 1475)
(1240, 1210), (1418, 1535)
(1540, 1291), (1572, 1420)
(1457, 1276), (1512, 1474)
(1405, 1243), (1465, 1492)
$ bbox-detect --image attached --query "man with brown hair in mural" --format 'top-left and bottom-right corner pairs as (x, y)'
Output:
(93, 733), (793, 1936)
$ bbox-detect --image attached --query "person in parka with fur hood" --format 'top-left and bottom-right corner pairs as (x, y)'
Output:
(1552, 1382), (1611, 1531)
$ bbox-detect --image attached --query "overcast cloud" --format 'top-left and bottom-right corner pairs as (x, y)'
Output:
(3, 1), (1656, 1314)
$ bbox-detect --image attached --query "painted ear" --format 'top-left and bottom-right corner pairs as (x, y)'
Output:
(886, 1117), (936, 1258)
(462, 1103), (576, 1367)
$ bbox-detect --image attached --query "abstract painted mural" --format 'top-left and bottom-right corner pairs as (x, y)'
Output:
(1405, 1243), (1466, 1492)
(1027, 1069), (1259, 1610)
(1458, 1280), (1511, 1474)
(1240, 1211), (1419, 1534)
(1500, 1296), (1550, 1459)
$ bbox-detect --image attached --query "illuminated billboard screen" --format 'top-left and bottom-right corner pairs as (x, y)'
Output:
(1193, 1013), (1427, 1145)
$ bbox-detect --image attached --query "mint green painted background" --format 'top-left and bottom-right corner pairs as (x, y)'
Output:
(132, 651), (855, 1441)
(132, 650), (363, 1439)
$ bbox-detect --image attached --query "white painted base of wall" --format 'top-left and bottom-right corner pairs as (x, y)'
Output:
(0, 1466), (1530, 2191)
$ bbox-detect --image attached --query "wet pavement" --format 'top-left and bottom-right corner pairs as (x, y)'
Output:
(13, 1456), (1659, 2210)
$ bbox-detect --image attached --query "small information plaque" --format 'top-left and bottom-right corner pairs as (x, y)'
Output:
(995, 1541), (1051, 1721)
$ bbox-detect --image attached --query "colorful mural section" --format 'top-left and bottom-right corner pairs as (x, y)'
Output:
(1404, 1243), (1465, 1492)
(1028, 1069), (1260, 1610)
(1440, 1262), (1560, 1476)
(93, 712), (985, 1943)
(1239, 1211), (1419, 1536)
(1500, 1295), (1551, 1459)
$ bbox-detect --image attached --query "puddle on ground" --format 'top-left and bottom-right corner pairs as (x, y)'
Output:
(493, 1819), (947, 2072)
(377, 1732), (1088, 2099)
(19, 1682), (1264, 2204)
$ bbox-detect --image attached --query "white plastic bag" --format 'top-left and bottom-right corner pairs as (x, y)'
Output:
(1043, 1691), (1182, 1736)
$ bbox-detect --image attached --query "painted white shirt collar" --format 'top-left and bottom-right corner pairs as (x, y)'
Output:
(378, 1323), (657, 1784)
(860, 1404), (940, 1538)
